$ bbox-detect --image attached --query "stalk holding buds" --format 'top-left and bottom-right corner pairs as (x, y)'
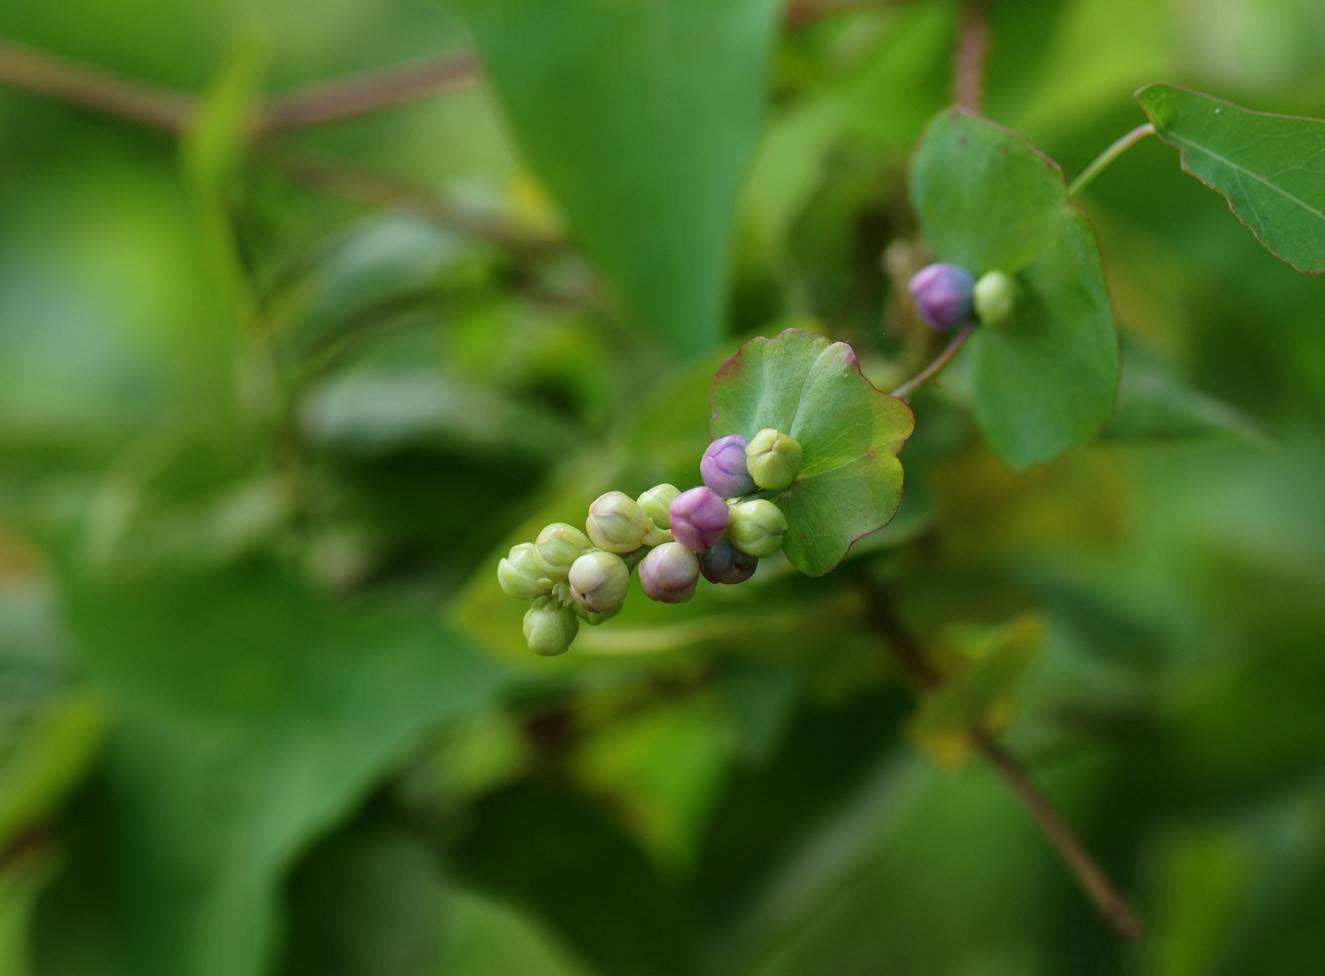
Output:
(670, 486), (731, 552)
(523, 596), (579, 656)
(638, 542), (700, 604)
(568, 550), (630, 615)
(728, 499), (787, 557)
(498, 542), (553, 599)
(745, 428), (802, 491)
(909, 262), (975, 331)
(535, 523), (591, 580)
(585, 491), (652, 553)
(701, 435), (756, 498)
(699, 538), (757, 584)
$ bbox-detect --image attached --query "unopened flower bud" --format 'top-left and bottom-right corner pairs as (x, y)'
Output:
(522, 596), (579, 656)
(745, 428), (802, 491)
(638, 542), (700, 604)
(574, 602), (621, 626)
(585, 491), (652, 553)
(497, 542), (553, 600)
(909, 262), (974, 331)
(701, 434), (755, 498)
(637, 484), (680, 529)
(699, 538), (758, 585)
(568, 550), (630, 615)
(974, 270), (1017, 326)
(728, 499), (787, 557)
(535, 523), (591, 580)
(669, 486), (730, 552)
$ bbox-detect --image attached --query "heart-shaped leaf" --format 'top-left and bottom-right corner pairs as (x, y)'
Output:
(710, 329), (914, 576)
(910, 109), (1119, 469)
(1135, 84), (1325, 275)
(456, 0), (784, 357)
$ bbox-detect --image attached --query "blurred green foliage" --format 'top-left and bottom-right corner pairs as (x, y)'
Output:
(2, 0), (1324, 974)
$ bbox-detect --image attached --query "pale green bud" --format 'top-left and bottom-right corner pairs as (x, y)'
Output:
(637, 484), (680, 529)
(727, 499), (788, 557)
(535, 522), (591, 580)
(974, 270), (1017, 327)
(568, 550), (630, 614)
(573, 602), (621, 625)
(745, 428), (803, 491)
(522, 596), (579, 656)
(497, 542), (553, 600)
(585, 491), (652, 553)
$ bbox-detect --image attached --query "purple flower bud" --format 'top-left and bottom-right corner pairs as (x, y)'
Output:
(908, 262), (975, 331)
(699, 539), (757, 585)
(638, 542), (700, 604)
(669, 486), (730, 552)
(700, 434), (755, 498)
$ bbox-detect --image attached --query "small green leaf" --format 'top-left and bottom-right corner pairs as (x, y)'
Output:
(910, 109), (1119, 469)
(908, 615), (1042, 767)
(711, 329), (914, 576)
(0, 693), (105, 851)
(457, 0), (784, 357)
(1136, 83), (1325, 275)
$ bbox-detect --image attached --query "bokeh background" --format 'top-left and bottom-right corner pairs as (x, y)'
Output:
(2, 0), (1324, 974)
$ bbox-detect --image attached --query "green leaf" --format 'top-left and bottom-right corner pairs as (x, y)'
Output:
(0, 693), (106, 851)
(710, 329), (914, 576)
(39, 567), (506, 976)
(1106, 339), (1270, 448)
(910, 109), (1119, 469)
(456, 0), (784, 357)
(280, 825), (447, 976)
(907, 615), (1043, 767)
(453, 782), (697, 976)
(1135, 84), (1325, 275)
(571, 693), (735, 873)
(441, 888), (594, 976)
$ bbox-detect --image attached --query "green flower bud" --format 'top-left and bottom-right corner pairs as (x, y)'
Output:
(585, 491), (652, 553)
(522, 596), (579, 656)
(974, 270), (1017, 327)
(568, 550), (630, 615)
(535, 522), (591, 580)
(637, 484), (680, 529)
(573, 602), (621, 625)
(497, 542), (553, 600)
(727, 499), (787, 557)
(744, 428), (803, 491)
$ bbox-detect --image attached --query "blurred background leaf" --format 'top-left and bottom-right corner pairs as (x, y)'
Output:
(455, 0), (785, 359)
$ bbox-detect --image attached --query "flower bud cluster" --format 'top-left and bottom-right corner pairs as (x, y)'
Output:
(909, 261), (1019, 330)
(499, 428), (804, 655)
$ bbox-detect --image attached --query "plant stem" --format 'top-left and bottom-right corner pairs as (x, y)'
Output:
(1067, 124), (1155, 198)
(258, 54), (478, 134)
(262, 146), (556, 255)
(953, 0), (990, 111)
(859, 574), (1145, 941)
(0, 39), (477, 136)
(0, 39), (193, 132)
(890, 325), (975, 400)
(973, 731), (1145, 940)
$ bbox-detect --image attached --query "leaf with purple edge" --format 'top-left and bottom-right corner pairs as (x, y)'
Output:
(910, 108), (1119, 470)
(1135, 83), (1325, 275)
(710, 329), (914, 576)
